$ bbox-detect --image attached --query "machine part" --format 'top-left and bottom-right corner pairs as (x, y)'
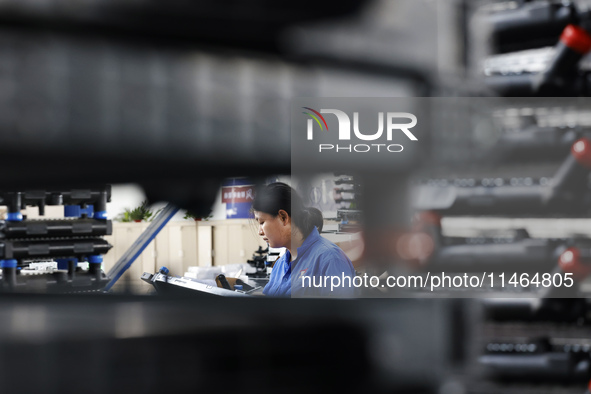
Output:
(0, 259), (17, 287)
(493, 126), (580, 162)
(142, 271), (251, 297)
(0, 188), (111, 218)
(558, 247), (591, 280)
(93, 211), (108, 220)
(483, 1), (578, 53)
(415, 138), (591, 216)
(234, 279), (254, 292)
(158, 266), (169, 275)
(55, 258), (78, 271)
(87, 255), (103, 278)
(479, 352), (590, 381)
(64, 205), (94, 218)
(0, 219), (112, 239)
(216, 274), (232, 290)
(0, 269), (109, 293)
(482, 298), (588, 322)
(104, 204), (179, 292)
(0, 239), (111, 260)
(534, 24), (591, 95)
(5, 213), (23, 222)
(87, 255), (103, 264)
(485, 23), (591, 96)
(247, 246), (270, 278)
(431, 237), (562, 272)
(337, 209), (363, 222)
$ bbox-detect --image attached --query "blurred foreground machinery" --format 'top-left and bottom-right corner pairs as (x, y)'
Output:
(452, 2), (591, 389)
(0, 1), (474, 394)
(0, 0), (587, 392)
(415, 94), (591, 392)
(417, 134), (591, 216)
(475, 0), (591, 96)
(0, 187), (112, 292)
(476, 297), (591, 393)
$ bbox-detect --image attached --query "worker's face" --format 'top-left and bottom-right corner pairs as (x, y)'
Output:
(254, 210), (291, 248)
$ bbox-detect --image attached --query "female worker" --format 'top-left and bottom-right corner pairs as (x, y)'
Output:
(252, 182), (356, 297)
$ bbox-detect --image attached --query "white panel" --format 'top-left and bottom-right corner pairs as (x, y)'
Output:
(181, 222), (199, 270)
(197, 225), (213, 267)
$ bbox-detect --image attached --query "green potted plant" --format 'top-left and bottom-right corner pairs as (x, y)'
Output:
(118, 201), (156, 222)
(184, 210), (213, 221)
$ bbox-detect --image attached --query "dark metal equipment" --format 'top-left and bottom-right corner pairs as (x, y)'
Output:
(0, 187), (113, 293)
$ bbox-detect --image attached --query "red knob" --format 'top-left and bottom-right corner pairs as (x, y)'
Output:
(571, 138), (591, 168)
(560, 24), (591, 54)
(559, 247), (591, 280)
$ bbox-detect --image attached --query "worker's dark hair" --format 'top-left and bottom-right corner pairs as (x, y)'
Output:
(252, 182), (323, 238)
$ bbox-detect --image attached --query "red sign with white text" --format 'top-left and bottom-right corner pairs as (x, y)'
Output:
(221, 186), (255, 203)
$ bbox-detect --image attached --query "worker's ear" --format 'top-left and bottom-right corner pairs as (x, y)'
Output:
(277, 209), (290, 225)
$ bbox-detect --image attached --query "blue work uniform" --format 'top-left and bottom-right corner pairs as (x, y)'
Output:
(263, 227), (356, 297)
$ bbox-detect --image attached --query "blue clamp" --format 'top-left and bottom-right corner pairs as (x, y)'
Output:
(0, 259), (17, 268)
(93, 210), (107, 220)
(158, 266), (170, 275)
(56, 258), (78, 270)
(87, 255), (103, 264)
(64, 205), (94, 218)
(6, 212), (23, 222)
(234, 285), (243, 291)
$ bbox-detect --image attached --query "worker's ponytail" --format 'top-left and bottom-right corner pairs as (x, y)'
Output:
(300, 207), (323, 236)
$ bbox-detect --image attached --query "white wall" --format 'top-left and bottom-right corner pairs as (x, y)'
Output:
(107, 184), (146, 220)
(108, 184), (190, 222)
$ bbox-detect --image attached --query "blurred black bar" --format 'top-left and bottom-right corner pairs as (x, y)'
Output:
(0, 295), (469, 393)
(485, 74), (537, 96)
(482, 298), (589, 322)
(495, 126), (579, 161)
(432, 238), (561, 271)
(479, 352), (589, 381)
(0, 219), (112, 239)
(0, 0), (369, 52)
(0, 238), (111, 259)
